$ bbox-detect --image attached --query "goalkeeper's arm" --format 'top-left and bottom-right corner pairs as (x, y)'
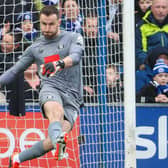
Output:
(41, 34), (84, 77)
(0, 49), (34, 87)
(41, 33), (84, 77)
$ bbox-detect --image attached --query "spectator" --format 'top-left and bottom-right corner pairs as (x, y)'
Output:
(106, 0), (123, 69)
(136, 46), (168, 92)
(0, 30), (25, 116)
(0, 0), (22, 29)
(135, 0), (152, 24)
(19, 1), (59, 30)
(136, 59), (168, 103)
(20, 0), (39, 29)
(0, 22), (11, 41)
(42, 0), (60, 6)
(0, 31), (22, 63)
(60, 0), (83, 34)
(0, 0), (39, 31)
(106, 64), (124, 103)
(24, 64), (40, 102)
(16, 12), (39, 50)
(82, 12), (98, 103)
(35, 0), (60, 10)
(135, 0), (168, 70)
(78, 1), (97, 17)
(34, 0), (62, 19)
(106, 0), (122, 41)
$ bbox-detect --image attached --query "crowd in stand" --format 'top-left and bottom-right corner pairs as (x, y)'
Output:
(0, 0), (168, 105)
(135, 0), (168, 103)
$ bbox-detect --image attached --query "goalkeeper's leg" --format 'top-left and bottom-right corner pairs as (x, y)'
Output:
(9, 120), (71, 168)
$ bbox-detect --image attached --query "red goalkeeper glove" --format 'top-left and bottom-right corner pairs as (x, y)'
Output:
(41, 59), (65, 77)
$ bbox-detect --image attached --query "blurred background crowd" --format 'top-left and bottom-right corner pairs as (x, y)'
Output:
(0, 0), (168, 106)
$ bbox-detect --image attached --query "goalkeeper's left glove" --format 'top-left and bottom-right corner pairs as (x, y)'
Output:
(41, 60), (65, 77)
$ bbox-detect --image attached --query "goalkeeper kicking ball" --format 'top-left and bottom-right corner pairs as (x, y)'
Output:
(42, 0), (59, 5)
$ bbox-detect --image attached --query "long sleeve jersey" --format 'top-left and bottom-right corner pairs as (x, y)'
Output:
(0, 30), (84, 101)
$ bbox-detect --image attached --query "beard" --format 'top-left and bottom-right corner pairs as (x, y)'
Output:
(42, 31), (58, 39)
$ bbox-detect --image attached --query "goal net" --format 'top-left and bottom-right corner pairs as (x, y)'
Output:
(0, 0), (136, 168)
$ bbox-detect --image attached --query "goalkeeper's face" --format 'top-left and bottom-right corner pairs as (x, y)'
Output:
(40, 14), (60, 39)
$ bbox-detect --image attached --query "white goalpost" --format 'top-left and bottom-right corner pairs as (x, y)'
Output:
(123, 0), (136, 168)
(0, 0), (136, 167)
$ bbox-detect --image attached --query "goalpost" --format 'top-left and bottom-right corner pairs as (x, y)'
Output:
(0, 0), (136, 168)
(123, 0), (136, 168)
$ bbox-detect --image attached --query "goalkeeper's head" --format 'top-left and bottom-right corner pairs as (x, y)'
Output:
(40, 6), (60, 39)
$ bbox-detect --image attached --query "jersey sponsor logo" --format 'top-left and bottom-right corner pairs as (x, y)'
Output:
(76, 36), (83, 46)
(58, 44), (64, 49)
(44, 54), (60, 63)
(39, 48), (44, 53)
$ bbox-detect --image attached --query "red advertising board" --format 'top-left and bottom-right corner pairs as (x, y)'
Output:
(0, 112), (80, 168)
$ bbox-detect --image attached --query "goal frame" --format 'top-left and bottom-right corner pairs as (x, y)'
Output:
(123, 0), (136, 168)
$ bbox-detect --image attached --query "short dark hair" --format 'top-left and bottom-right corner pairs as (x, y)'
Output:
(40, 6), (60, 18)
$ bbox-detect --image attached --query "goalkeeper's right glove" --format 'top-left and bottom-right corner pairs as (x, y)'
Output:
(41, 60), (65, 77)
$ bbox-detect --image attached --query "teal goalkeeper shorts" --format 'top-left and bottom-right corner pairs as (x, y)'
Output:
(39, 84), (80, 127)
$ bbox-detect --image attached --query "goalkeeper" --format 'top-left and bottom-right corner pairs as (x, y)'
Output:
(0, 6), (84, 168)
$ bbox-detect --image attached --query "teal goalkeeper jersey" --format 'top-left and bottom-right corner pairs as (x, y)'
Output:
(0, 30), (84, 102)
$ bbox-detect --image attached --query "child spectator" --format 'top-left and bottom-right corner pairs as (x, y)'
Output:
(16, 12), (39, 49)
(60, 0), (83, 34)
(136, 59), (168, 103)
(135, 0), (152, 24)
(136, 46), (168, 92)
(106, 64), (124, 103)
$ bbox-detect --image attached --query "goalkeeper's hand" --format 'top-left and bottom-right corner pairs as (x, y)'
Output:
(41, 60), (65, 77)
